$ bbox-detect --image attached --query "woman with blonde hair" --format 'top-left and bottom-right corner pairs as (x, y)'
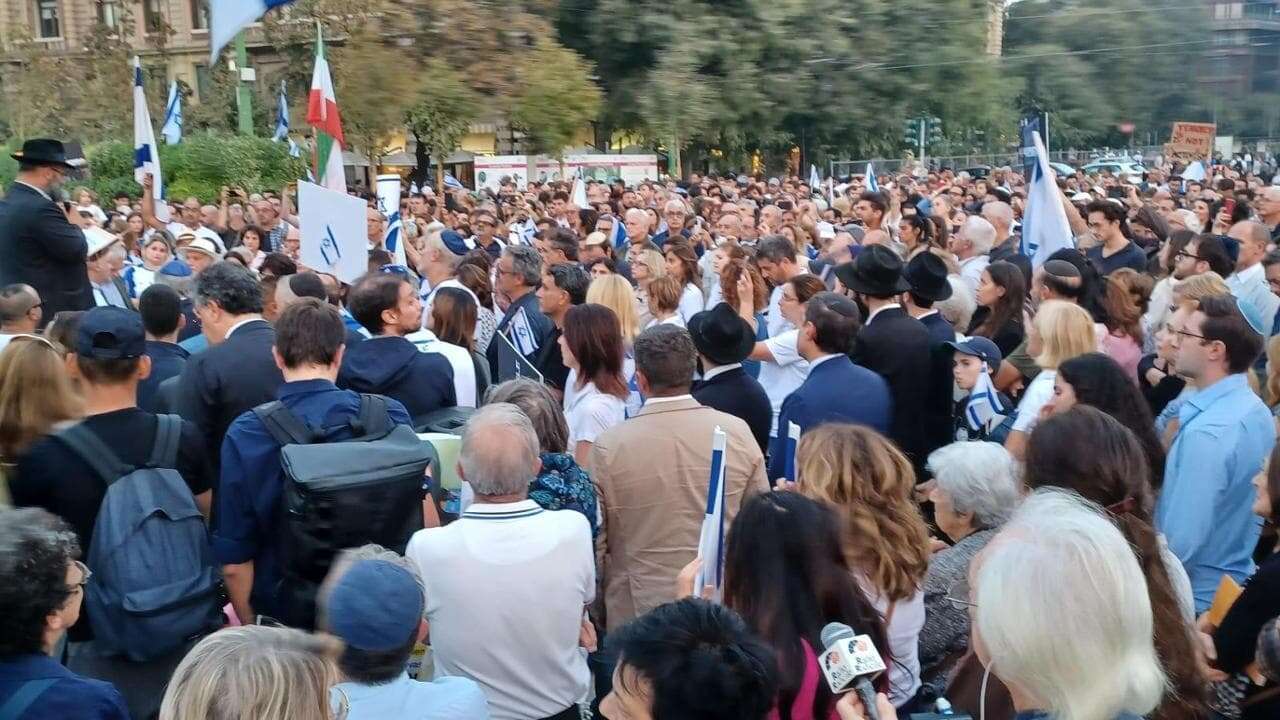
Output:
(795, 423), (932, 708)
(627, 246), (667, 327)
(1172, 271), (1230, 311)
(1004, 299), (1098, 459)
(159, 625), (343, 720)
(587, 274), (642, 345)
(0, 336), (81, 465)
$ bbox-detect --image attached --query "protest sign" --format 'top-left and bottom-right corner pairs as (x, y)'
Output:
(1164, 122), (1215, 162)
(298, 180), (366, 284)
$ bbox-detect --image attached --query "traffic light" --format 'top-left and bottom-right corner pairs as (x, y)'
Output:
(927, 116), (943, 145)
(903, 118), (920, 147)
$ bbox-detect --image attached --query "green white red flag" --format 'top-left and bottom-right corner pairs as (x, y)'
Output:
(307, 24), (346, 193)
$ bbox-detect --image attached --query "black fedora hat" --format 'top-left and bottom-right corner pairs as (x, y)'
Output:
(688, 303), (756, 366)
(10, 138), (74, 168)
(833, 245), (911, 296)
(903, 252), (952, 302)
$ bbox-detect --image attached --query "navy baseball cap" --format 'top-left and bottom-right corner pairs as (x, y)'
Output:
(440, 230), (473, 256)
(325, 559), (424, 651)
(945, 335), (1003, 367)
(75, 307), (145, 360)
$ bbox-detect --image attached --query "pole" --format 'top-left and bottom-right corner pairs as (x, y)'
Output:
(235, 34), (254, 136)
(918, 117), (926, 168)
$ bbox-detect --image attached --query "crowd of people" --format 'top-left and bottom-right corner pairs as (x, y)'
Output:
(0, 134), (1279, 720)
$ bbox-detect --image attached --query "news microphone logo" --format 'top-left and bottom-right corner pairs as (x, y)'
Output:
(819, 628), (886, 693)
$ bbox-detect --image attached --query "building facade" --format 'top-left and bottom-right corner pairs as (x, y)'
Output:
(1205, 0), (1280, 96)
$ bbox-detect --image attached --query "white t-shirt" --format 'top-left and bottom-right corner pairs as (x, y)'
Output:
(1012, 369), (1057, 433)
(757, 329), (810, 437)
(563, 369), (627, 448)
(858, 577), (924, 707)
(407, 329), (478, 408)
(677, 283), (705, 324)
(166, 222), (225, 254)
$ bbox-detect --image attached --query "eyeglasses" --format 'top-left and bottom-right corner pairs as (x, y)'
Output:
(71, 560), (92, 591)
(1175, 250), (1201, 262)
(943, 577), (976, 611)
(1176, 328), (1209, 341)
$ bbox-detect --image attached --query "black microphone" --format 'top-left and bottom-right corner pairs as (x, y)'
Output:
(820, 621), (887, 720)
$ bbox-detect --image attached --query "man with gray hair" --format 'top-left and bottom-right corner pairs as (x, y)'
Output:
(949, 215), (996, 298)
(652, 199), (689, 248)
(406, 403), (594, 720)
(0, 283), (41, 351)
(982, 200), (1032, 286)
(487, 245), (554, 379)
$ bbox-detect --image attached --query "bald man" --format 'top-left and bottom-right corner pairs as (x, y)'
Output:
(1227, 220), (1280, 330)
(0, 283), (41, 351)
(1257, 186), (1280, 244)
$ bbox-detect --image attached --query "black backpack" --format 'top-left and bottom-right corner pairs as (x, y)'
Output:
(252, 394), (430, 629)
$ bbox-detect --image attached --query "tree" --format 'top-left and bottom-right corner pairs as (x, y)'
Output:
(403, 61), (481, 195)
(509, 39), (602, 171)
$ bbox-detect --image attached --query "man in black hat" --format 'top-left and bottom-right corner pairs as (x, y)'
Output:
(834, 245), (934, 473)
(689, 304), (772, 454)
(0, 139), (94, 326)
(902, 252), (961, 460)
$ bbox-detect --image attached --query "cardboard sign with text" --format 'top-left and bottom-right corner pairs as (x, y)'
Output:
(1165, 122), (1216, 162)
(298, 180), (367, 284)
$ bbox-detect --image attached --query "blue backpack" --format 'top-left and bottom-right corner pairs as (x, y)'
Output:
(56, 415), (222, 662)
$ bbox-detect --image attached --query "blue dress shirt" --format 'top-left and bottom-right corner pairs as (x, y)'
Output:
(332, 673), (489, 720)
(1156, 373), (1275, 612)
(0, 654), (128, 720)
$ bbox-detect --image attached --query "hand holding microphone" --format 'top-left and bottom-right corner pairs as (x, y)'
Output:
(819, 622), (888, 720)
(836, 691), (897, 720)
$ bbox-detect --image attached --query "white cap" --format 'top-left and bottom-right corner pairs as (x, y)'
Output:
(84, 226), (120, 257)
(182, 237), (221, 259)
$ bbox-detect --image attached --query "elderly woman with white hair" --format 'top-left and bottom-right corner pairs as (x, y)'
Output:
(918, 441), (1020, 695)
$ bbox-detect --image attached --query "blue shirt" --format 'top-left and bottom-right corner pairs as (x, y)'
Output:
(1156, 373), (1274, 612)
(0, 654), (128, 720)
(212, 379), (411, 617)
(332, 673), (489, 720)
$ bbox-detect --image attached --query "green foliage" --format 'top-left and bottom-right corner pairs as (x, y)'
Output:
(75, 134), (305, 203)
(509, 40), (603, 160)
(404, 60), (481, 178)
(0, 139), (17, 189)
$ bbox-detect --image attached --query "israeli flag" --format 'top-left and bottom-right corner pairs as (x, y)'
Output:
(508, 217), (538, 246)
(443, 173), (465, 191)
(273, 81), (290, 141)
(809, 164), (821, 193)
(160, 81), (182, 145)
(866, 163), (879, 193)
(510, 307), (539, 356)
(210, 0), (298, 62)
(609, 214), (627, 250)
(132, 57), (164, 213)
(694, 427), (729, 600)
(965, 362), (1000, 433)
(1020, 130), (1073, 267)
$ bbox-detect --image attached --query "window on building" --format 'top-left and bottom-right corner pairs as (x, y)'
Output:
(1230, 2), (1244, 18)
(35, 0), (60, 38)
(190, 0), (209, 31)
(194, 64), (212, 101)
(97, 0), (121, 29)
(143, 0), (164, 33)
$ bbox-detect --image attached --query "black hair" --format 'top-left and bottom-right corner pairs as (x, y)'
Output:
(607, 598), (779, 720)
(194, 261), (264, 315)
(971, 261), (1025, 342)
(337, 629), (418, 686)
(1085, 199), (1127, 225)
(274, 298), (346, 368)
(1198, 294), (1265, 374)
(259, 253), (298, 279)
(1190, 234), (1235, 278)
(1047, 248), (1108, 323)
(805, 292), (862, 355)
(348, 273), (408, 335)
(634, 324), (697, 395)
(724, 492), (889, 718)
(547, 263), (590, 306)
(139, 284), (182, 337)
(858, 191), (888, 215)
(1056, 353), (1165, 487)
(547, 228), (580, 262)
(0, 508), (81, 656)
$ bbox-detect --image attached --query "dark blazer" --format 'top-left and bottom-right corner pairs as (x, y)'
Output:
(0, 182), (93, 324)
(174, 319), (284, 473)
(989, 238), (1032, 289)
(768, 355), (891, 481)
(693, 366), (773, 455)
(919, 312), (959, 464)
(852, 306), (935, 471)
(139, 340), (189, 413)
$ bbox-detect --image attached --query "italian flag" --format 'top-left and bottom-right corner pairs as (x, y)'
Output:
(307, 25), (346, 193)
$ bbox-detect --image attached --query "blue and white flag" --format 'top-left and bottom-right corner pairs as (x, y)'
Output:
(508, 217), (538, 246)
(273, 80), (290, 141)
(866, 163), (879, 193)
(1020, 130), (1073, 267)
(443, 173), (466, 191)
(132, 57), (164, 213)
(694, 427), (729, 600)
(510, 307), (540, 356)
(571, 166), (587, 207)
(160, 81), (182, 145)
(376, 174), (405, 266)
(609, 214), (627, 250)
(210, 0), (297, 62)
(965, 362), (1001, 433)
(809, 164), (821, 193)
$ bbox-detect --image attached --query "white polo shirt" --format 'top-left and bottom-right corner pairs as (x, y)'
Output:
(405, 500), (594, 720)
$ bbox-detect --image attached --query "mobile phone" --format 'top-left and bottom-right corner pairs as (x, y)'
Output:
(1224, 198), (1237, 217)
(1106, 186), (1126, 200)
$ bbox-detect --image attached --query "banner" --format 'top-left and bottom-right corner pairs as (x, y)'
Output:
(376, 174), (405, 266)
(1165, 122), (1215, 162)
(693, 427), (729, 601)
(474, 154), (661, 192)
(299, 180), (366, 283)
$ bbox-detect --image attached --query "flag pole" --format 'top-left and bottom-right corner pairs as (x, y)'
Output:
(235, 33), (254, 136)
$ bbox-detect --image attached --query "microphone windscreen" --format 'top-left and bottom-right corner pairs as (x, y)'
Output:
(820, 621), (855, 649)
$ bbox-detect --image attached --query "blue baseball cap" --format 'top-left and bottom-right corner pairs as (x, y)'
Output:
(440, 230), (473, 256)
(158, 259), (192, 278)
(76, 306), (145, 360)
(325, 559), (424, 651)
(945, 335), (1002, 367)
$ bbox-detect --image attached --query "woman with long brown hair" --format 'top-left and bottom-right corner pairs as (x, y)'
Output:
(795, 423), (932, 708)
(967, 260), (1025, 357)
(560, 303), (629, 469)
(663, 240), (705, 324)
(1025, 406), (1208, 720)
(430, 286), (491, 403)
(0, 336), (81, 464)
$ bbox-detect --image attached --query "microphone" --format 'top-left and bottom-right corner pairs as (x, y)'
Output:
(820, 622), (887, 720)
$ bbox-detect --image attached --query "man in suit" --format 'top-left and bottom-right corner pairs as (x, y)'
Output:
(835, 246), (934, 474)
(769, 293), (891, 480)
(0, 139), (93, 325)
(689, 304), (772, 455)
(902, 253), (959, 465)
(175, 261), (284, 474)
(590, 325), (767, 633)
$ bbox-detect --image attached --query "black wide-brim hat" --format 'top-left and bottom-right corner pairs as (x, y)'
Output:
(833, 245), (911, 296)
(903, 252), (952, 302)
(10, 138), (75, 168)
(688, 303), (756, 366)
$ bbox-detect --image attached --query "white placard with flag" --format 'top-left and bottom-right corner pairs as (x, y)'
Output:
(376, 174), (406, 267)
(809, 164), (821, 193)
(299, 180), (366, 284)
(1020, 130), (1073, 267)
(784, 421), (802, 483)
(693, 427), (729, 601)
(132, 56), (167, 221)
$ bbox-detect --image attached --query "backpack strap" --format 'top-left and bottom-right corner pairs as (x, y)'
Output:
(352, 394), (393, 438)
(251, 401), (317, 447)
(147, 414), (183, 469)
(55, 423), (131, 486)
(0, 677), (57, 720)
